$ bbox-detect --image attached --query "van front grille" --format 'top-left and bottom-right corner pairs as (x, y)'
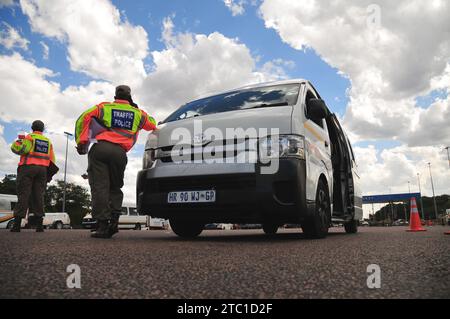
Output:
(156, 138), (257, 163)
(151, 174), (256, 193)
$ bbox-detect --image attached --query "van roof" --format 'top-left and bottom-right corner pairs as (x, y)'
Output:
(192, 78), (308, 102)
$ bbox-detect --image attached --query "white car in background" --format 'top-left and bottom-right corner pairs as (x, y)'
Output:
(43, 212), (71, 229)
(1, 194), (71, 229)
(82, 205), (150, 230)
(1, 212), (70, 230)
(0, 194), (19, 229)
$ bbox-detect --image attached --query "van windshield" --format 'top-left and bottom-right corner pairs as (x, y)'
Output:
(164, 84), (300, 123)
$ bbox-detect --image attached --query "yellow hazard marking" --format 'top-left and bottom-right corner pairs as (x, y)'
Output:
(304, 122), (325, 142)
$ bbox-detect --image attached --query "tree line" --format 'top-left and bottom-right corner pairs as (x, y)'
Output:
(370, 195), (450, 222)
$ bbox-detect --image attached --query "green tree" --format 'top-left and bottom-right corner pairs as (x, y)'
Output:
(45, 180), (91, 227)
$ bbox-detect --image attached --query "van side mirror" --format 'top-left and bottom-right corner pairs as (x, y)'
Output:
(307, 98), (328, 120)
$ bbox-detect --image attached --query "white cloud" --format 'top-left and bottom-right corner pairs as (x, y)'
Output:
(137, 16), (287, 120)
(0, 53), (60, 123)
(39, 40), (49, 60)
(354, 145), (450, 197)
(0, 125), (17, 174)
(223, 0), (246, 16)
(20, 0), (149, 85)
(0, 53), (116, 132)
(0, 22), (29, 50)
(259, 0), (450, 145)
(406, 94), (450, 147)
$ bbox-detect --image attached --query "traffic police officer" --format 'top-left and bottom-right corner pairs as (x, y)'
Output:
(10, 120), (56, 232)
(75, 85), (157, 238)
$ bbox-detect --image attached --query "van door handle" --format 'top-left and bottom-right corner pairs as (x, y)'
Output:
(324, 141), (329, 148)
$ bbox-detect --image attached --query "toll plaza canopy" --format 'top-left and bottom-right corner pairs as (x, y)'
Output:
(362, 193), (421, 204)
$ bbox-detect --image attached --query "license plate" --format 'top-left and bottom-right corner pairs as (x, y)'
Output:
(168, 190), (216, 204)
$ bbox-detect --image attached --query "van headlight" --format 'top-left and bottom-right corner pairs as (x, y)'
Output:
(259, 135), (305, 162)
(142, 149), (156, 169)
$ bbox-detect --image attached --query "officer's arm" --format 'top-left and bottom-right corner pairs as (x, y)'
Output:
(75, 105), (100, 145)
(10, 136), (33, 156)
(140, 111), (157, 131)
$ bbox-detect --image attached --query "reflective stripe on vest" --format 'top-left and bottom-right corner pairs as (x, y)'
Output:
(138, 114), (146, 130)
(12, 143), (27, 155)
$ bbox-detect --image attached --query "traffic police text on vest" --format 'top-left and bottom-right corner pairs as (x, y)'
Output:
(75, 85), (157, 239)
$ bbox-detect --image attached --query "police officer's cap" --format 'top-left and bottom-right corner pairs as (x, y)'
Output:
(115, 85), (131, 99)
(32, 120), (45, 132)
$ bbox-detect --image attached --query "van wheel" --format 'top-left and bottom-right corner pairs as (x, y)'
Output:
(7, 220), (14, 229)
(134, 223), (141, 231)
(344, 219), (358, 234)
(263, 223), (279, 235)
(302, 180), (330, 239)
(170, 219), (204, 238)
(54, 221), (63, 230)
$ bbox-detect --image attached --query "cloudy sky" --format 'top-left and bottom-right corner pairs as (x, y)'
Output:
(0, 0), (449, 214)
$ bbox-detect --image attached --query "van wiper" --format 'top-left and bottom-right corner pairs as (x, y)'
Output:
(247, 102), (289, 109)
(185, 114), (201, 120)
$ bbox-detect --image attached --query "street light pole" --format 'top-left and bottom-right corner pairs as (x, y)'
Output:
(445, 147), (450, 169)
(427, 163), (438, 220)
(62, 132), (73, 213)
(417, 173), (425, 220)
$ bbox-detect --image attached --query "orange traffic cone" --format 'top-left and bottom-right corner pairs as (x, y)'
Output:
(406, 197), (426, 232)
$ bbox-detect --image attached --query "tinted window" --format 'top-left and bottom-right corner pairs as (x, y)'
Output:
(121, 207), (128, 214)
(164, 84), (300, 123)
(129, 208), (138, 216)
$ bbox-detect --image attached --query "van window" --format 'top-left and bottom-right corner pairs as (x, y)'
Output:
(164, 84), (301, 123)
(121, 207), (128, 215)
(129, 208), (138, 216)
(305, 90), (324, 128)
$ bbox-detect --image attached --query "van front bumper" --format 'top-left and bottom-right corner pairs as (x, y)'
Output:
(137, 159), (312, 223)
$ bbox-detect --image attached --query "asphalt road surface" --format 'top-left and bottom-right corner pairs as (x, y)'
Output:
(1, 226), (449, 299)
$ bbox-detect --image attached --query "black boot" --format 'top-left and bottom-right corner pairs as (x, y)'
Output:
(91, 220), (111, 239)
(108, 214), (120, 237)
(36, 217), (44, 233)
(10, 218), (22, 232)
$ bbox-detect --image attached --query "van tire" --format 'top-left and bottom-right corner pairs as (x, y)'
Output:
(302, 180), (330, 239)
(170, 219), (204, 238)
(263, 223), (279, 235)
(7, 220), (14, 229)
(134, 223), (142, 231)
(54, 221), (63, 230)
(344, 219), (358, 234)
